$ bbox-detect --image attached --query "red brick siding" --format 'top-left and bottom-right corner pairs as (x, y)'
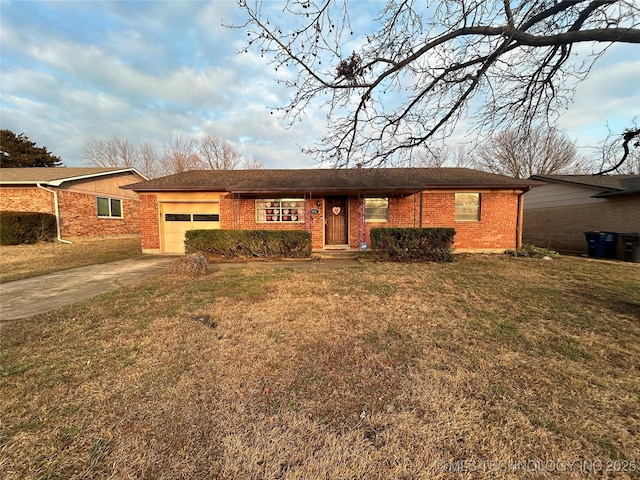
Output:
(57, 191), (139, 237)
(0, 187), (54, 213)
(220, 195), (322, 246)
(0, 187), (139, 237)
(137, 190), (521, 253)
(348, 192), (519, 250)
(139, 194), (160, 249)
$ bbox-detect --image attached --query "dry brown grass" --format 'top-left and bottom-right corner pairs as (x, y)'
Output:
(0, 235), (142, 283)
(1, 255), (639, 479)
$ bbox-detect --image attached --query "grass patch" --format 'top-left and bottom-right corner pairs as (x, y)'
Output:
(0, 235), (142, 283)
(1, 256), (639, 478)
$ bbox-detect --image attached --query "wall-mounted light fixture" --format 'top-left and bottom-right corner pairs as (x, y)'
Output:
(316, 200), (321, 207)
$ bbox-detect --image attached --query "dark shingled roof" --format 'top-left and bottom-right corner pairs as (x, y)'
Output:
(124, 168), (537, 195)
(530, 174), (640, 198)
(0, 167), (145, 185)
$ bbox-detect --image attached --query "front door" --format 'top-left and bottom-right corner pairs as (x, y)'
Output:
(325, 196), (348, 245)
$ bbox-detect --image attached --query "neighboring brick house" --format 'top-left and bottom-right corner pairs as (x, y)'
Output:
(122, 168), (536, 254)
(0, 167), (146, 240)
(524, 174), (640, 253)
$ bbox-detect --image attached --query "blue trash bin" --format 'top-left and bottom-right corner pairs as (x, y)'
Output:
(584, 231), (618, 259)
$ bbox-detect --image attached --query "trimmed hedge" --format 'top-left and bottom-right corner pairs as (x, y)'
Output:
(0, 211), (57, 245)
(370, 227), (456, 262)
(185, 229), (312, 259)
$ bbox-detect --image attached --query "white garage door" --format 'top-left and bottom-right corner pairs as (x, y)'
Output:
(160, 202), (220, 254)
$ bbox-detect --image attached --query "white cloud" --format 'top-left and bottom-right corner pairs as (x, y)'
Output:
(1, 1), (638, 169)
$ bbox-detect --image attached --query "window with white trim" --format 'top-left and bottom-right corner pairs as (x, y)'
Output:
(97, 197), (123, 218)
(455, 193), (481, 221)
(256, 199), (305, 223)
(365, 197), (389, 222)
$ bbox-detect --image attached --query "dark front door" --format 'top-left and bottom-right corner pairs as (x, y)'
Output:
(325, 196), (348, 245)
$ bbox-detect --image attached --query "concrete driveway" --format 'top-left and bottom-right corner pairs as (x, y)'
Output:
(0, 256), (175, 321)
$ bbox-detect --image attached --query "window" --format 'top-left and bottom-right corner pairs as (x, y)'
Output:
(365, 197), (389, 222)
(164, 214), (220, 222)
(165, 214), (191, 222)
(97, 197), (123, 218)
(193, 214), (220, 222)
(256, 199), (305, 223)
(455, 193), (481, 221)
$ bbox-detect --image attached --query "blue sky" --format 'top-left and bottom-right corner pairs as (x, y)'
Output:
(1, 0), (639, 169)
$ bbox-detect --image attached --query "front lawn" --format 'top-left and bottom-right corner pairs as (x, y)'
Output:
(0, 235), (142, 283)
(1, 256), (639, 478)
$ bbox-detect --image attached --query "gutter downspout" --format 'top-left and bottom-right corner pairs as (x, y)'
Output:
(515, 187), (530, 249)
(36, 183), (72, 244)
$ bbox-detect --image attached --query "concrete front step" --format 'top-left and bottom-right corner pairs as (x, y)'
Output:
(312, 249), (363, 259)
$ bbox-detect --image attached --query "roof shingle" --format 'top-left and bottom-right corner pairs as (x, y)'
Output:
(0, 167), (145, 185)
(124, 168), (537, 194)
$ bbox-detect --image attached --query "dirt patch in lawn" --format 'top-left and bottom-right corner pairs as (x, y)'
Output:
(0, 235), (142, 283)
(1, 255), (639, 478)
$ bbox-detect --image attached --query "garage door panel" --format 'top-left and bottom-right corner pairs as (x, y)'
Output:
(160, 202), (220, 254)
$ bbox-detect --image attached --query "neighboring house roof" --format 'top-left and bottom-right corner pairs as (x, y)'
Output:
(530, 174), (640, 198)
(0, 167), (147, 186)
(123, 168), (537, 195)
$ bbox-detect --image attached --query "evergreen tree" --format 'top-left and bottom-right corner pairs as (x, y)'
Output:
(0, 130), (63, 168)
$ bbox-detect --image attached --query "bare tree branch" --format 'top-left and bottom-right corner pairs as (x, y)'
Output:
(235, 0), (640, 168)
(595, 127), (640, 174)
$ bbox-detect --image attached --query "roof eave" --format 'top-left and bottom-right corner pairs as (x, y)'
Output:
(529, 175), (623, 192)
(47, 168), (147, 186)
(124, 183), (533, 194)
(592, 189), (640, 198)
(1, 168), (146, 186)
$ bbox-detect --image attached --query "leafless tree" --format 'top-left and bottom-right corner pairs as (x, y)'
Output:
(476, 127), (587, 178)
(241, 154), (265, 169)
(405, 144), (475, 168)
(82, 134), (266, 178)
(197, 135), (244, 170)
(236, 0), (640, 168)
(138, 141), (162, 179)
(82, 136), (139, 168)
(160, 134), (203, 176)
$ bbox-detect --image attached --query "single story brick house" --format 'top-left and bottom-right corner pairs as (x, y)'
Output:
(0, 167), (146, 241)
(123, 168), (536, 255)
(524, 174), (640, 253)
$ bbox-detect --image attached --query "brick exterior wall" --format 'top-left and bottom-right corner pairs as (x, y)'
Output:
(0, 186), (140, 238)
(0, 187), (54, 213)
(220, 195), (325, 247)
(139, 194), (160, 250)
(524, 194), (640, 253)
(209, 191), (521, 251)
(136, 190), (522, 254)
(57, 191), (139, 237)
(347, 192), (519, 251)
(423, 192), (519, 250)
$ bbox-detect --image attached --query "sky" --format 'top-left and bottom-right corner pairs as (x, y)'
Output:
(1, 0), (639, 170)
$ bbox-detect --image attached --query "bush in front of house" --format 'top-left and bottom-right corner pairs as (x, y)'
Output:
(185, 229), (312, 259)
(0, 211), (57, 245)
(370, 227), (456, 262)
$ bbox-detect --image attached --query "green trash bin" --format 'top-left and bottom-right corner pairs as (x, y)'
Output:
(584, 231), (618, 259)
(621, 233), (640, 263)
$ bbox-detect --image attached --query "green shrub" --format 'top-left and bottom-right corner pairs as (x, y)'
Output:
(370, 227), (456, 262)
(0, 211), (57, 245)
(185, 229), (312, 259)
